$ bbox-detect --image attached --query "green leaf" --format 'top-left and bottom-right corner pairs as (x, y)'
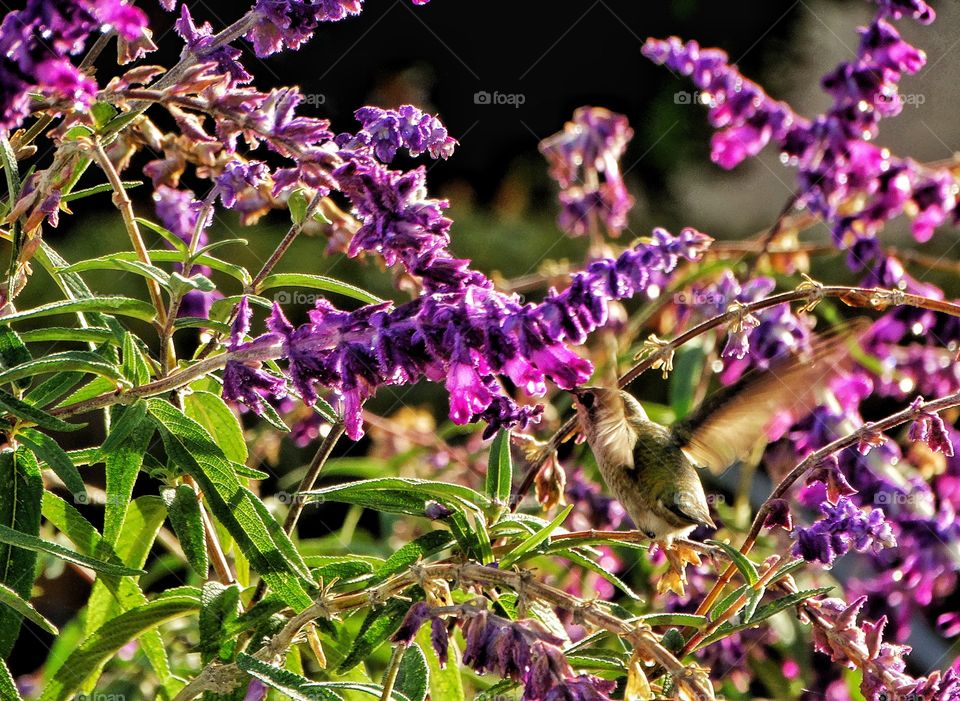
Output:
(18, 429), (86, 499)
(24, 373), (85, 410)
(0, 523), (143, 576)
(706, 540), (759, 586)
(89, 101), (117, 129)
(258, 273), (385, 305)
(371, 531), (455, 585)
(0, 350), (124, 386)
(337, 598), (410, 673)
(698, 587), (833, 649)
(395, 643), (429, 701)
(163, 485), (209, 577)
(40, 494), (174, 690)
(0, 582), (56, 636)
(99, 399), (148, 455)
(500, 504), (573, 568)
(415, 622), (464, 701)
(0, 448), (41, 657)
(0, 389), (84, 432)
(61, 258), (171, 289)
(199, 582), (241, 664)
(133, 217), (189, 254)
(747, 587), (833, 625)
(0, 327), (32, 391)
(239, 653), (407, 701)
(18, 327), (116, 345)
(0, 658), (22, 701)
(556, 548), (640, 600)
(301, 478), (490, 517)
(635, 612), (709, 627)
(0, 297), (156, 324)
(184, 390), (247, 464)
(288, 188), (309, 225)
(148, 399), (314, 610)
(120, 332), (151, 386)
(39, 593), (200, 701)
(59, 181), (141, 204)
(485, 429), (512, 506)
(102, 404), (154, 546)
(173, 316), (231, 334)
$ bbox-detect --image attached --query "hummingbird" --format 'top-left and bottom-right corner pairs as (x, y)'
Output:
(571, 326), (861, 545)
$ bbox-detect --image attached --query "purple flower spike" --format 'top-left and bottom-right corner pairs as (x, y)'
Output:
(792, 497), (896, 566)
(643, 1), (959, 256)
(540, 107), (635, 237)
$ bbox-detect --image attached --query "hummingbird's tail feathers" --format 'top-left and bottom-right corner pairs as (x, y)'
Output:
(672, 318), (869, 474)
(658, 490), (716, 530)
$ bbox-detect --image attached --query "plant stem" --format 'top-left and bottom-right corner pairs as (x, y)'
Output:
(380, 645), (405, 701)
(282, 421), (345, 536)
(90, 139), (169, 331)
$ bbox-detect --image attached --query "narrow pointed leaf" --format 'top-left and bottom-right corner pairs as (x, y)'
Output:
(0, 447), (41, 657)
(258, 273), (384, 305)
(0, 389), (84, 432)
(162, 485), (208, 577)
(0, 523), (143, 576)
(0, 297), (155, 324)
(39, 593), (200, 701)
(485, 429), (512, 505)
(18, 429), (86, 499)
(148, 399), (314, 610)
(705, 540), (759, 586)
(500, 504), (574, 568)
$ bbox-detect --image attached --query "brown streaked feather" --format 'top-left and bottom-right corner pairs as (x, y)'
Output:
(671, 319), (868, 473)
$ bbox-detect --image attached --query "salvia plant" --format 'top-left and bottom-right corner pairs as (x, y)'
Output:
(0, 0), (959, 700)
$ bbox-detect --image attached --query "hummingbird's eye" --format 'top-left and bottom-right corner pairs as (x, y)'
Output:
(578, 391), (595, 409)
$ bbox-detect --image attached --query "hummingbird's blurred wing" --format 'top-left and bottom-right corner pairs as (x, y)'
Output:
(670, 319), (867, 474)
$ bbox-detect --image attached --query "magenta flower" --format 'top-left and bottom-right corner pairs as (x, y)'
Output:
(540, 107), (635, 237)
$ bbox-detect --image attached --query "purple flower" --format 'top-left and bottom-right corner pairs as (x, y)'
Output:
(792, 497), (896, 566)
(540, 107), (634, 237)
(336, 105), (457, 162)
(908, 396), (955, 456)
(247, 1), (431, 57)
(216, 160), (270, 209)
(222, 298), (288, 414)
(392, 602), (449, 666)
(460, 609), (614, 701)
(175, 6), (251, 85)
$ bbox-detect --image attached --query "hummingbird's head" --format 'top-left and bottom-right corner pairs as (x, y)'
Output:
(571, 386), (648, 446)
